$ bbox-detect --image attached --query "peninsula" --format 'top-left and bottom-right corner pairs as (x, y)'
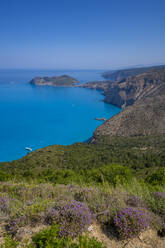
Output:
(29, 74), (79, 86)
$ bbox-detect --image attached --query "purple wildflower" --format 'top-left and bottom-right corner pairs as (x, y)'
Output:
(114, 208), (153, 239)
(6, 218), (20, 236)
(0, 196), (8, 211)
(45, 200), (92, 238)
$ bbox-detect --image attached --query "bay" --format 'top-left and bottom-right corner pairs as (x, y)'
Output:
(0, 69), (121, 162)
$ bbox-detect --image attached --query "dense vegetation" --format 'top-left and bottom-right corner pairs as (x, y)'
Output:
(0, 135), (164, 183)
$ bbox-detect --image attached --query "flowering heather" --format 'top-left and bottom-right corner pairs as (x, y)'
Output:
(114, 208), (153, 239)
(6, 218), (20, 236)
(45, 200), (92, 238)
(74, 188), (125, 221)
(0, 195), (8, 211)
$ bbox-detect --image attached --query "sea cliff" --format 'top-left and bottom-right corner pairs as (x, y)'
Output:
(80, 67), (165, 108)
(86, 67), (165, 141)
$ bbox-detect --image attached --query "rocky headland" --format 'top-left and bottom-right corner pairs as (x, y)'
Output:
(29, 74), (79, 86)
(86, 67), (165, 141)
(80, 67), (165, 108)
(90, 87), (165, 141)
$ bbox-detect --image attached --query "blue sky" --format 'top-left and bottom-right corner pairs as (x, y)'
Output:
(0, 0), (165, 69)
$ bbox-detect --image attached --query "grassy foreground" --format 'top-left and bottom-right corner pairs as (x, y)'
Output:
(0, 179), (165, 247)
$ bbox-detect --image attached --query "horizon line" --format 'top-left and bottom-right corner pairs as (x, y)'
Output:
(0, 63), (165, 71)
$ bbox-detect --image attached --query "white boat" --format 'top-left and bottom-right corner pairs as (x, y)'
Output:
(25, 147), (32, 152)
(94, 117), (107, 121)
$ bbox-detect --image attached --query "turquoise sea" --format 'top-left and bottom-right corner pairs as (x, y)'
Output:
(0, 69), (121, 162)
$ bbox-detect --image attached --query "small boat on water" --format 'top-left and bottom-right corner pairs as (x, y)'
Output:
(95, 117), (107, 121)
(25, 147), (32, 152)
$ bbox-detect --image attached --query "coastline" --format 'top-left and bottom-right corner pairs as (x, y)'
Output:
(4, 64), (165, 162)
(0, 71), (121, 162)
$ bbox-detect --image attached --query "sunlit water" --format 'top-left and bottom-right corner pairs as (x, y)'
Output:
(0, 69), (121, 162)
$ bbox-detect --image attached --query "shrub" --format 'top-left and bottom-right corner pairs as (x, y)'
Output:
(146, 168), (165, 186)
(77, 235), (106, 248)
(74, 187), (108, 215)
(42, 169), (79, 184)
(96, 194), (126, 225)
(23, 201), (48, 226)
(32, 224), (70, 248)
(45, 200), (92, 238)
(114, 208), (154, 239)
(74, 187), (126, 225)
(6, 200), (48, 235)
(87, 164), (132, 186)
(0, 170), (10, 181)
(0, 235), (19, 248)
(74, 188), (94, 202)
(32, 224), (105, 248)
(151, 192), (165, 216)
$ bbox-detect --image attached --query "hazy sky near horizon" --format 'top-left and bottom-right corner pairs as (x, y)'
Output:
(0, 0), (165, 69)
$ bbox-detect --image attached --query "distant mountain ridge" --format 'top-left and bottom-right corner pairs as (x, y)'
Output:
(102, 65), (165, 81)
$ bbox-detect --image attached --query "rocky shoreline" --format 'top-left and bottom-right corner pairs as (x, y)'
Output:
(78, 67), (165, 109)
(88, 67), (165, 140)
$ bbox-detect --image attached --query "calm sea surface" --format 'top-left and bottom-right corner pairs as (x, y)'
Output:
(0, 69), (121, 162)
